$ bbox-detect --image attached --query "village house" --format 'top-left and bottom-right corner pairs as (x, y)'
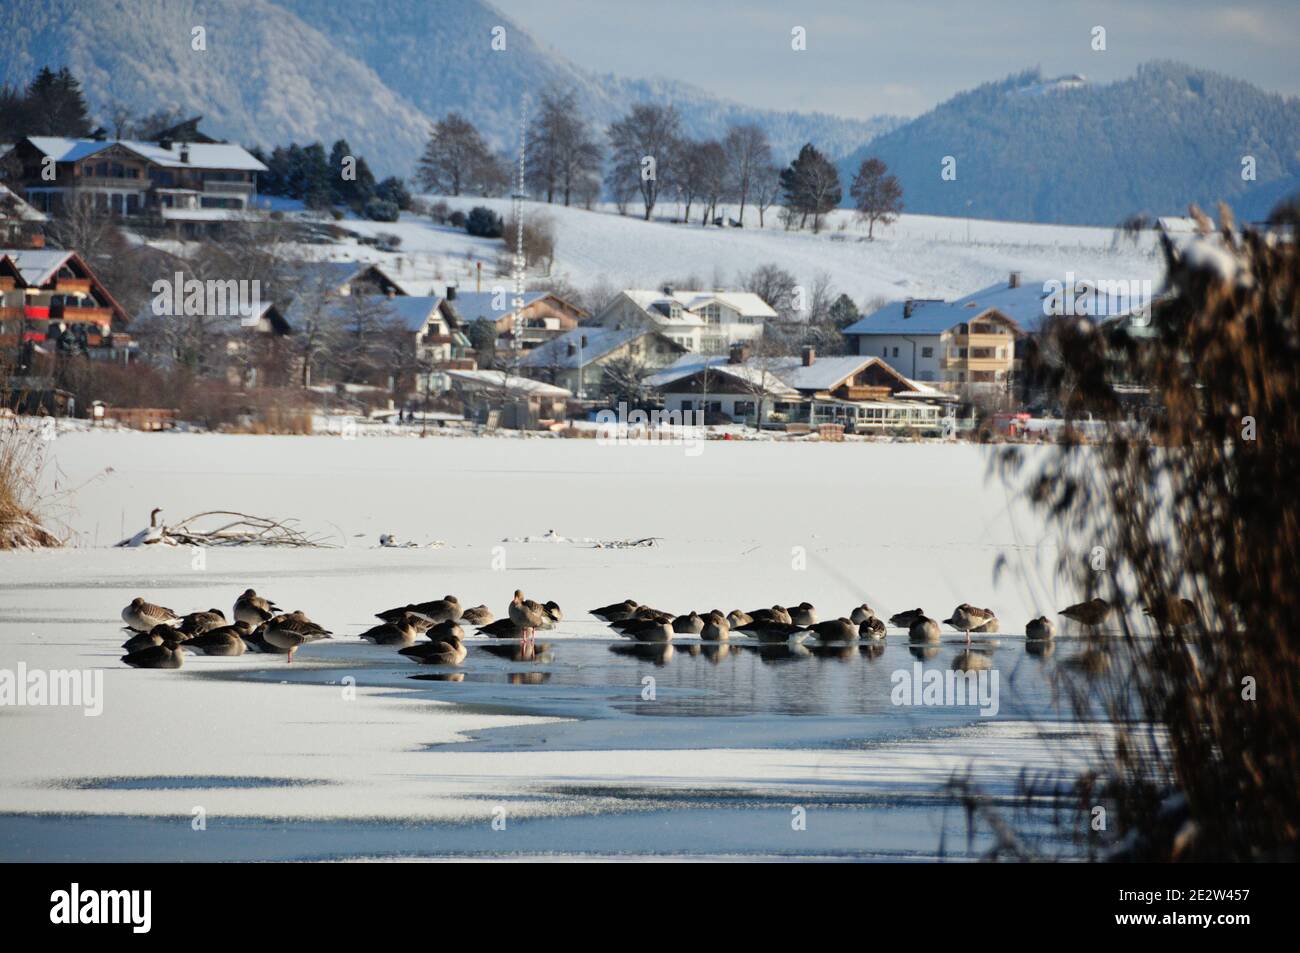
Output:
(649, 345), (949, 432)
(517, 325), (686, 397)
(443, 368), (572, 430)
(283, 261), (409, 299)
(594, 286), (773, 353)
(0, 247), (133, 362)
(842, 272), (1153, 393)
(445, 288), (585, 351)
(11, 134), (267, 231)
(0, 184), (47, 246)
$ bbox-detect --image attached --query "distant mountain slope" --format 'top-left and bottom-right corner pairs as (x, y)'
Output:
(838, 63), (1300, 226)
(0, 0), (896, 179)
(270, 0), (899, 160)
(0, 0), (431, 173)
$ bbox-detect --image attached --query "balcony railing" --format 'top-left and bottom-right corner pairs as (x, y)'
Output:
(202, 180), (255, 194)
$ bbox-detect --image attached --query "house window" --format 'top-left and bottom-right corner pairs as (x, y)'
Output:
(921, 346), (933, 358)
(891, 347), (899, 357)
(734, 401), (755, 417)
(738, 316), (755, 325)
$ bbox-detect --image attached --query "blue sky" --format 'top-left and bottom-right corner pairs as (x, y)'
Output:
(491, 0), (1300, 117)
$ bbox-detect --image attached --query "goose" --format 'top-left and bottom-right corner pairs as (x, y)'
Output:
(1059, 597), (1111, 632)
(850, 604), (876, 624)
(408, 595), (462, 624)
(459, 605), (494, 625)
(672, 611), (705, 635)
(264, 612), (333, 662)
(807, 618), (859, 642)
(358, 613), (421, 646)
(700, 611), (730, 641)
(1025, 616), (1056, 640)
(121, 597), (180, 632)
(178, 609), (227, 636)
(399, 635), (467, 665)
(908, 616), (942, 643)
(233, 589), (278, 627)
(425, 620), (465, 642)
(121, 638), (184, 669)
(735, 620), (807, 643)
(122, 623), (182, 653)
(1144, 596), (1197, 629)
(477, 619), (523, 638)
(789, 602), (818, 626)
(508, 590), (548, 642)
(889, 608), (927, 629)
(943, 605), (999, 644)
(589, 599), (639, 621)
(859, 616), (886, 640)
(609, 610), (673, 631)
(182, 621), (251, 656)
(726, 610), (753, 628)
(542, 601), (563, 625)
(748, 605), (793, 625)
(616, 618), (674, 643)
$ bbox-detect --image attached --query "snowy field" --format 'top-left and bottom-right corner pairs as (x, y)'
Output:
(277, 195), (1165, 309)
(0, 431), (1128, 860)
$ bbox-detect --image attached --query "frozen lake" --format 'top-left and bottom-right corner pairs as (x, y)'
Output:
(0, 431), (1122, 860)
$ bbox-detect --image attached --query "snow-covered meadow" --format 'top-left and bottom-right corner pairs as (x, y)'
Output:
(278, 195), (1165, 309)
(0, 430), (1129, 860)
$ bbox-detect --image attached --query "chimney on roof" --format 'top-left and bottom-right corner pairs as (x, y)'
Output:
(566, 343), (577, 357)
(446, 284), (457, 300)
(661, 284), (673, 296)
(903, 298), (915, 319)
(729, 343), (750, 365)
(1009, 271), (1021, 289)
(801, 344), (815, 367)
(580, 334), (588, 348)
(90, 127), (107, 142)
(159, 137), (173, 151)
(179, 145), (190, 164)
(28, 233), (45, 250)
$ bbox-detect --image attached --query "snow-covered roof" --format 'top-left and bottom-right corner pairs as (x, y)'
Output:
(649, 352), (928, 397)
(448, 291), (550, 322)
(285, 294), (445, 333)
(445, 369), (572, 397)
(0, 248), (75, 286)
(25, 136), (267, 172)
(519, 326), (646, 369)
(0, 184), (47, 222)
(841, 298), (958, 336)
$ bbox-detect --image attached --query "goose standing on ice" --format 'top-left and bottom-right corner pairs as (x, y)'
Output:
(263, 611), (332, 663)
(1059, 597), (1111, 633)
(508, 590), (548, 645)
(943, 605), (999, 645)
(1144, 596), (1198, 629)
(122, 597), (180, 632)
(233, 589), (279, 627)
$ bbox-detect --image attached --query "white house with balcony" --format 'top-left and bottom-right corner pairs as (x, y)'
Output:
(594, 286), (773, 353)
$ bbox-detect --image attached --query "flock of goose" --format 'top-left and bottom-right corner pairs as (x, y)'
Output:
(118, 588), (1187, 670)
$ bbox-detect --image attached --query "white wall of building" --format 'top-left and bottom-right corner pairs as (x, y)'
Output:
(854, 334), (944, 381)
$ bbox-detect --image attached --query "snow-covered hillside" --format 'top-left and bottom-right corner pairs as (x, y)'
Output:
(292, 196), (1165, 308)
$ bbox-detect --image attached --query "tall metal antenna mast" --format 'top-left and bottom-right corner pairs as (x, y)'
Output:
(511, 94), (529, 356)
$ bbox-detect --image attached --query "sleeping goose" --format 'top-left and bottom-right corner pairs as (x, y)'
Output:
(178, 609), (227, 636)
(859, 616), (886, 640)
(121, 637), (185, 669)
(789, 602), (818, 626)
(850, 604), (876, 625)
(359, 612), (421, 646)
(807, 618), (859, 642)
(121, 597), (180, 632)
(589, 599), (639, 621)
(943, 604), (999, 644)
(673, 611), (705, 635)
(908, 616), (942, 643)
(1025, 616), (1056, 640)
(182, 621), (251, 656)
(700, 610), (730, 641)
(122, 623), (184, 653)
(233, 589), (278, 627)
(889, 608), (927, 629)
(459, 605), (494, 625)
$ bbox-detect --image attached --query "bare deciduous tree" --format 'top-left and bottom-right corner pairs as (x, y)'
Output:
(606, 104), (681, 221)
